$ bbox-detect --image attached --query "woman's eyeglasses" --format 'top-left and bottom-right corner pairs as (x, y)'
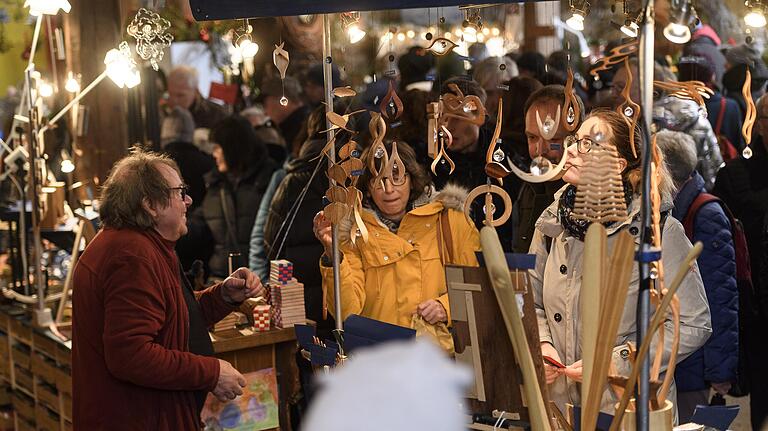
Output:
(371, 172), (409, 189)
(565, 135), (597, 154)
(169, 185), (189, 200)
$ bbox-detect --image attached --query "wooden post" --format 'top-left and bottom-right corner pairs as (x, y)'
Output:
(63, 0), (129, 183)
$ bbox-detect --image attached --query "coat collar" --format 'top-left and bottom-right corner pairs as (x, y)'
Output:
(672, 172), (706, 221)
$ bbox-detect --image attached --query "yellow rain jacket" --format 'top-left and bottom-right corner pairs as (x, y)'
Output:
(321, 185), (480, 328)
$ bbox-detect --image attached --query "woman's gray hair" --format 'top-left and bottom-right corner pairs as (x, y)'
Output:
(99, 148), (180, 230)
(654, 130), (698, 190)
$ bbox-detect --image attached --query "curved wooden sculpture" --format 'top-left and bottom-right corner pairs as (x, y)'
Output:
(562, 68), (581, 133)
(379, 79), (404, 121)
(431, 125), (456, 175)
(426, 37), (458, 56)
(485, 97), (508, 185)
(464, 184), (512, 227)
(590, 40), (639, 78)
(617, 57), (640, 159)
(742, 69), (757, 158)
(571, 125), (628, 223)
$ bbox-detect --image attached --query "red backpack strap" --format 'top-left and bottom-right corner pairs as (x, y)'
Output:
(683, 193), (719, 240)
(715, 97), (726, 136)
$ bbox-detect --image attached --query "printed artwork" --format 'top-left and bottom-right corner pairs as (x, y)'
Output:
(201, 368), (279, 431)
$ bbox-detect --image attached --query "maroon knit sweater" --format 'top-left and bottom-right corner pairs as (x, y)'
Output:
(72, 227), (234, 430)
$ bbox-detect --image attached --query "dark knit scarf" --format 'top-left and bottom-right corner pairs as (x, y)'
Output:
(557, 183), (634, 241)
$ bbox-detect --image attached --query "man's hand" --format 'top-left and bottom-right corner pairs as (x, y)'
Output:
(540, 342), (564, 385)
(212, 359), (246, 402)
(221, 267), (264, 305)
(416, 300), (448, 324)
(563, 359), (583, 383)
(711, 382), (732, 396)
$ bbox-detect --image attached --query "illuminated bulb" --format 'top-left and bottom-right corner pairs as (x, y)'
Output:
(663, 22), (691, 44)
(486, 37), (505, 57)
(463, 26), (478, 43)
(406, 30), (415, 39)
(396, 32), (406, 42)
(444, 31), (452, 39)
(566, 11), (585, 31)
(454, 28), (463, 37)
(239, 38), (259, 58)
(621, 21), (639, 37)
(38, 82), (53, 98)
(745, 10), (767, 28)
(24, 0), (71, 16)
(347, 23), (366, 44)
(60, 159), (74, 173)
(477, 33), (485, 43)
(64, 73), (80, 93)
(104, 42), (141, 89)
(481, 27), (490, 36)
(491, 27), (501, 36)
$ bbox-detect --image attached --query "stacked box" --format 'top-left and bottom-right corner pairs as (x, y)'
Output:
(269, 260), (294, 285)
(253, 305), (271, 332)
(269, 278), (306, 328)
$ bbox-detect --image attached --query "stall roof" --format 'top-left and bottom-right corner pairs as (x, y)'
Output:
(190, 1), (542, 21)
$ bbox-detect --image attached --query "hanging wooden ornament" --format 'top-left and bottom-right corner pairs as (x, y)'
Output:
(327, 163), (349, 185)
(484, 97), (510, 185)
(323, 201), (351, 224)
(589, 40), (639, 78)
(571, 124), (628, 223)
(464, 184), (512, 227)
(742, 68), (757, 159)
(536, 105), (561, 140)
(425, 37), (458, 56)
(430, 126), (456, 175)
(333, 86), (357, 98)
(427, 101), (442, 158)
(367, 113), (389, 185)
(653, 80), (713, 107)
(326, 185), (348, 204)
(442, 83), (486, 125)
(379, 79), (404, 121)
(562, 68), (581, 132)
(338, 141), (360, 160)
(325, 110), (365, 133)
(616, 57), (640, 158)
(273, 42), (290, 105)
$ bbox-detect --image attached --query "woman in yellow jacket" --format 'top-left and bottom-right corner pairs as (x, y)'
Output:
(313, 141), (480, 332)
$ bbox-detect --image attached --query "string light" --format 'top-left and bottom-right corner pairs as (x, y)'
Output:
(342, 11), (366, 44)
(104, 42), (141, 89)
(566, 1), (589, 32)
(64, 72), (80, 93)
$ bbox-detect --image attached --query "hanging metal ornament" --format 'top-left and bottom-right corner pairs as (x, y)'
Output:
(426, 37), (458, 56)
(562, 68), (582, 132)
(126, 7), (173, 71)
(379, 79), (403, 121)
(616, 57), (640, 158)
(273, 42), (291, 106)
(742, 68), (757, 159)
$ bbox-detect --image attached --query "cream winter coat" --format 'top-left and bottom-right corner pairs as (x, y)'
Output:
(529, 186), (712, 415)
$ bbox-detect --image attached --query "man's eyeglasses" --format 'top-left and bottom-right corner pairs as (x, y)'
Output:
(565, 135), (597, 154)
(169, 185), (190, 200)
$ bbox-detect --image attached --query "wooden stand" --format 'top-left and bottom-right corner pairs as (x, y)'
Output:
(445, 262), (549, 424)
(614, 399), (673, 431)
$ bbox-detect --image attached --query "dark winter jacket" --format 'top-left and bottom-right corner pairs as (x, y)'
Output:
(704, 93), (745, 151)
(672, 172), (739, 391)
(262, 139), (333, 332)
(713, 137), (768, 319)
(199, 158), (276, 278)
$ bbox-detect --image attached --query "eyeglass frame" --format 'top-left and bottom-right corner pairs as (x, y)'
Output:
(370, 172), (409, 190)
(564, 134), (597, 154)
(169, 185), (190, 200)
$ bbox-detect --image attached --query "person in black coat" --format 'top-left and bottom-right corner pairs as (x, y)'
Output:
(713, 94), (768, 430)
(190, 115), (276, 279)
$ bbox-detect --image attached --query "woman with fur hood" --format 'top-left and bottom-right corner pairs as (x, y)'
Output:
(312, 141), (480, 347)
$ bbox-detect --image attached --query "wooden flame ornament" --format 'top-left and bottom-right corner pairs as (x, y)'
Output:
(571, 124), (628, 223)
(273, 42), (290, 106)
(742, 69), (757, 159)
(562, 68), (582, 132)
(617, 57), (640, 158)
(379, 80), (403, 121)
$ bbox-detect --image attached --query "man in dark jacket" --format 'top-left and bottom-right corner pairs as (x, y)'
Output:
(261, 76), (311, 157)
(167, 66), (227, 130)
(72, 150), (264, 430)
(713, 94), (768, 430)
(657, 130), (738, 423)
(512, 85), (577, 253)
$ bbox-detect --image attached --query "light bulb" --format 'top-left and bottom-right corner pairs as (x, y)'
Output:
(104, 42), (141, 89)
(406, 30), (415, 39)
(60, 159), (74, 173)
(745, 10), (767, 28)
(663, 22), (691, 44)
(482, 27), (490, 36)
(463, 26), (478, 43)
(491, 27), (501, 36)
(64, 72), (80, 93)
(38, 82), (53, 98)
(621, 21), (639, 37)
(24, 0), (71, 16)
(566, 12), (585, 31)
(239, 38), (259, 58)
(396, 32), (406, 42)
(347, 24), (366, 44)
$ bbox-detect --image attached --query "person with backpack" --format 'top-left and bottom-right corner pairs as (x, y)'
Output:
(656, 130), (738, 423)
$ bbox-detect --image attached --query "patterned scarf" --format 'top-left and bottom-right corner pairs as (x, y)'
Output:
(557, 183), (634, 241)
